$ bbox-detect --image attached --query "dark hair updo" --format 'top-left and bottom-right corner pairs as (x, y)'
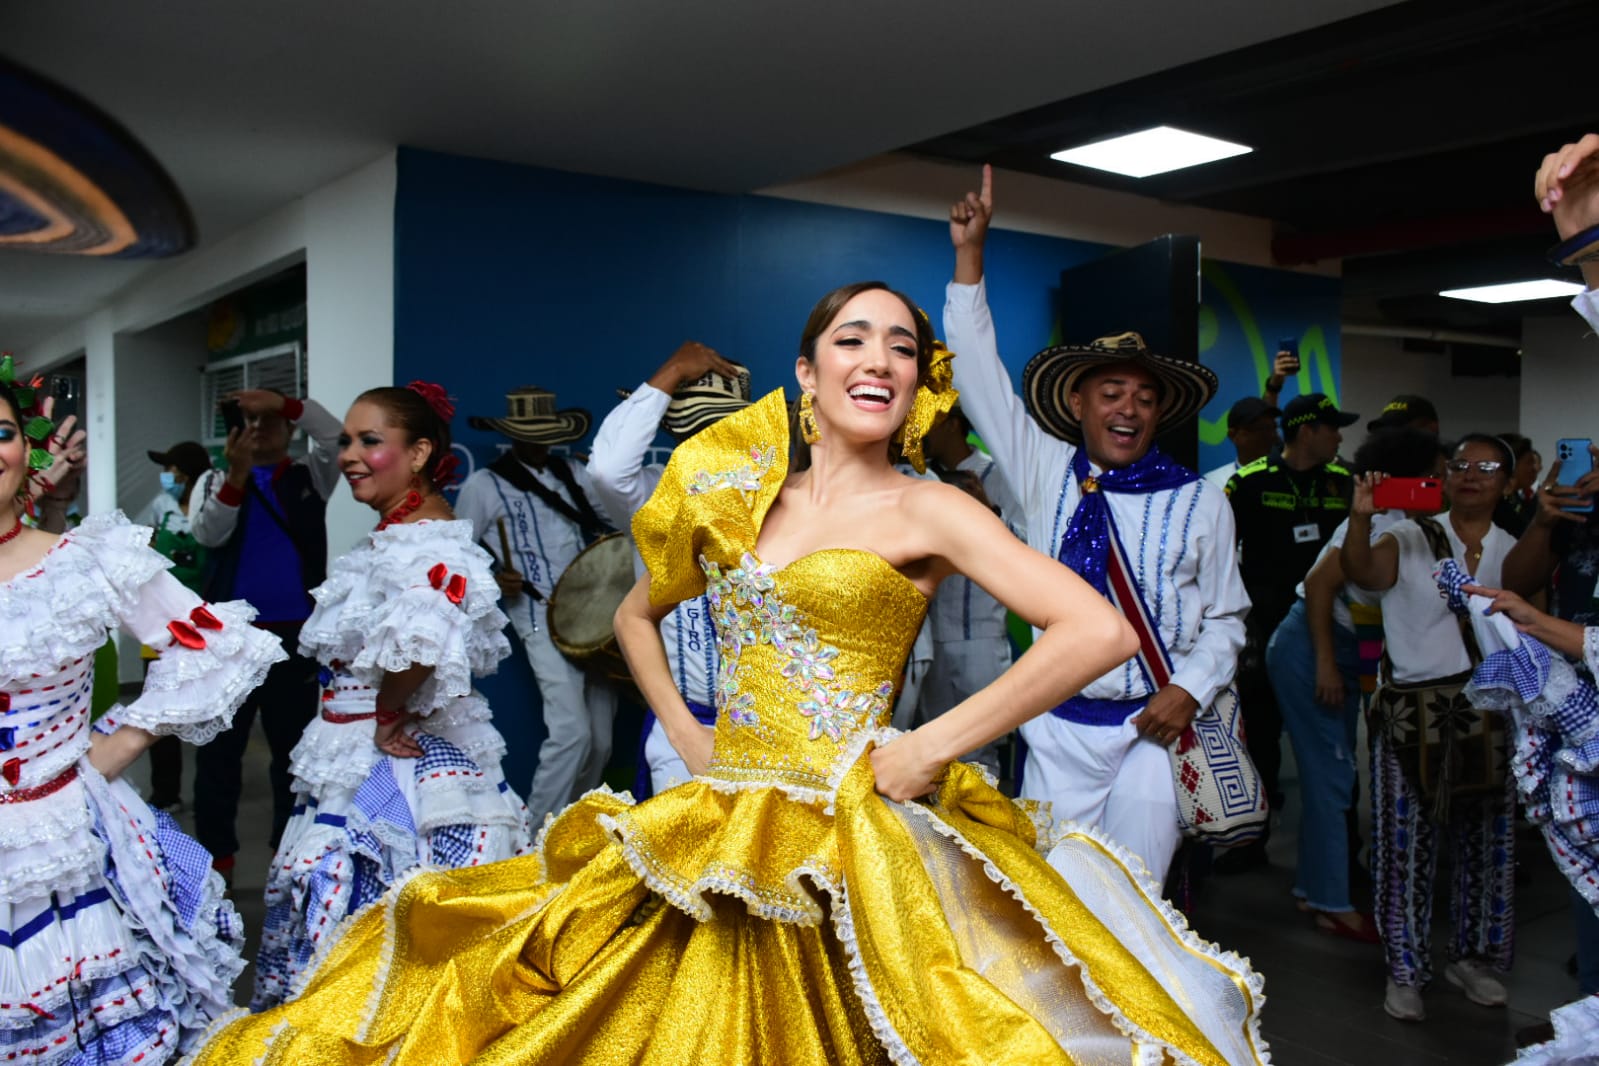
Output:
(356, 386), (454, 488)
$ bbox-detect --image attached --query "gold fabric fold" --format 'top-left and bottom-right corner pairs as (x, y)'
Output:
(192, 761), (1268, 1066)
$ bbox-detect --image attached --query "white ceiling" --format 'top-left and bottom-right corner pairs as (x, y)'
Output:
(0, 0), (1396, 351)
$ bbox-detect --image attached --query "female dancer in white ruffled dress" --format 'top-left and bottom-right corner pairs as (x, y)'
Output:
(250, 382), (533, 1008)
(0, 374), (287, 1063)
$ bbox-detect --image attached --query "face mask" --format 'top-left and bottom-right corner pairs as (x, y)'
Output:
(159, 471), (182, 500)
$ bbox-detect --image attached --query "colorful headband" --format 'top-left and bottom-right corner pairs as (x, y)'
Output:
(0, 353), (56, 472)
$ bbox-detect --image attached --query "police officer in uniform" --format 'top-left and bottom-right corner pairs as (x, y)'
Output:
(1220, 392), (1358, 872)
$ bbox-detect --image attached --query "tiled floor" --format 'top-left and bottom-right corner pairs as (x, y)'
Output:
(126, 730), (1585, 1064)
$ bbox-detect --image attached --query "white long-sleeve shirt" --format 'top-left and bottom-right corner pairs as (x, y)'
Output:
(943, 278), (1250, 709)
(588, 384), (719, 708)
(455, 453), (599, 642)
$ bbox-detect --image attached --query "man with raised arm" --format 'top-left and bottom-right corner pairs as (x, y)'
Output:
(587, 341), (748, 796)
(941, 166), (1249, 883)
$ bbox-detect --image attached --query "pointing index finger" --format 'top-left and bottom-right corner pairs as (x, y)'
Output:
(980, 163), (993, 209)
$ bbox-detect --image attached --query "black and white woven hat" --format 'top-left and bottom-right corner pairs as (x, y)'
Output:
(618, 363), (752, 438)
(1021, 331), (1218, 444)
(468, 386), (590, 445)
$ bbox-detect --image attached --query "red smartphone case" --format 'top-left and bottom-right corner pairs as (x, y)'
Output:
(1373, 477), (1443, 513)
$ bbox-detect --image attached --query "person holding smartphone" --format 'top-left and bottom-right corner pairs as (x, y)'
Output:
(1341, 434), (1519, 1022)
(1264, 427), (1440, 945)
(187, 388), (341, 885)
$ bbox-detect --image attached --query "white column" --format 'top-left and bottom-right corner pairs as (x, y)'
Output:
(82, 310), (117, 515)
(304, 152), (397, 557)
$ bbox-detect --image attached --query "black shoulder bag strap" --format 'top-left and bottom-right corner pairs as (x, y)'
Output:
(488, 453), (612, 542)
(545, 455), (614, 541)
(245, 474), (320, 609)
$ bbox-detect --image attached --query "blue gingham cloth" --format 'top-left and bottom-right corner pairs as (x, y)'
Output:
(1436, 558), (1599, 912)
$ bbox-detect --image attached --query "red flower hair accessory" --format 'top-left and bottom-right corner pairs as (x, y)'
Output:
(431, 452), (461, 490)
(406, 380), (455, 424)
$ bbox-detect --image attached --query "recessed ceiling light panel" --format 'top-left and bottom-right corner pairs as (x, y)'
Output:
(1439, 279), (1585, 304)
(1050, 125), (1253, 178)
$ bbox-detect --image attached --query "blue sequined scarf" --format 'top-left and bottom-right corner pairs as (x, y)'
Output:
(1056, 444), (1200, 600)
(1048, 445), (1200, 725)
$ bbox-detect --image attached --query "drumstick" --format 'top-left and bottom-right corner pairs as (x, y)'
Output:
(496, 517), (513, 567)
(487, 521), (542, 602)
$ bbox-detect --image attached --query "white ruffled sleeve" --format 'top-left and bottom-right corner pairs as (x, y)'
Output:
(346, 523), (512, 715)
(79, 513), (289, 744)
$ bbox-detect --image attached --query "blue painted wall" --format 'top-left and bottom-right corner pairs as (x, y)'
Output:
(1196, 259), (1344, 475)
(390, 147), (1341, 792)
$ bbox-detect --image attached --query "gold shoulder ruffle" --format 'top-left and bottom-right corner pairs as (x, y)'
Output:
(632, 389), (792, 608)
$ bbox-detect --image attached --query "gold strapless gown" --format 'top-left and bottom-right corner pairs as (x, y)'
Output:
(191, 391), (1270, 1066)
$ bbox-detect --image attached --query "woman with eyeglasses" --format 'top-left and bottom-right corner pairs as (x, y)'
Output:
(1341, 433), (1518, 1024)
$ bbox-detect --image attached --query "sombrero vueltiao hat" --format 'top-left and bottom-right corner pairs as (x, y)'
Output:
(616, 362), (752, 438)
(1022, 331), (1218, 444)
(468, 386), (590, 445)
(0, 57), (196, 258)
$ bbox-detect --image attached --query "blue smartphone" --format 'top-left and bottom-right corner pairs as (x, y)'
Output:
(1556, 438), (1595, 514)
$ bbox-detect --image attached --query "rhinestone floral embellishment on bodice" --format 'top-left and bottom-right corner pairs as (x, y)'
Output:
(700, 552), (893, 741)
(687, 445), (778, 499)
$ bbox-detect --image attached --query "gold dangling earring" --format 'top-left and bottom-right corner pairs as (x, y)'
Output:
(799, 392), (821, 445)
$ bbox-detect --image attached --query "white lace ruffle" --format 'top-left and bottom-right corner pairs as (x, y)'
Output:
(0, 512), (168, 683)
(298, 521), (510, 716)
(0, 888), (146, 1029)
(112, 598), (288, 744)
(412, 767), (528, 837)
(1514, 995), (1599, 1065)
(287, 717), (385, 793)
(0, 776), (104, 902)
(81, 768), (245, 1027)
(286, 694), (512, 795)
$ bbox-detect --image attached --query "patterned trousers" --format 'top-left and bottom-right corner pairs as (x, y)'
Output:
(1370, 729), (1516, 987)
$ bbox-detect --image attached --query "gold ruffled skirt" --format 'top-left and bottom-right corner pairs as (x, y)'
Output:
(191, 756), (1269, 1066)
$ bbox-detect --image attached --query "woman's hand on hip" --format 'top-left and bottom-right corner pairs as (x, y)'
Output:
(870, 730), (943, 802)
(376, 715), (424, 759)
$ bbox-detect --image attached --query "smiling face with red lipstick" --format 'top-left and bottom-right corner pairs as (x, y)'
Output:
(338, 400), (437, 515)
(794, 282), (934, 453)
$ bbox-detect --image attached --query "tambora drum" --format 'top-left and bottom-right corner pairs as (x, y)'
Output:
(547, 532), (637, 699)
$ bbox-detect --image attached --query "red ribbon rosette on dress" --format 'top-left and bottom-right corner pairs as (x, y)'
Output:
(427, 562), (467, 605)
(167, 604), (225, 649)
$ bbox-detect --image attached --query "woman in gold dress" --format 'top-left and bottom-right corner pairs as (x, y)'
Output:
(190, 284), (1273, 1066)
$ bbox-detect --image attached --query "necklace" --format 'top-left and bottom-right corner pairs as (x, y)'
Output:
(0, 517), (21, 546)
(1449, 514), (1485, 562)
(375, 490), (427, 532)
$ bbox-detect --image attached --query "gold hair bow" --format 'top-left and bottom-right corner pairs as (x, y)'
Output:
(895, 340), (958, 474)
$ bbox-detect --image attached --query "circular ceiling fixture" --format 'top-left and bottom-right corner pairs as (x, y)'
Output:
(0, 56), (196, 258)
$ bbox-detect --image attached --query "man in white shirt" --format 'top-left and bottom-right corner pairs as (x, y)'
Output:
(942, 168), (1249, 883)
(456, 387), (617, 823)
(587, 344), (748, 795)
